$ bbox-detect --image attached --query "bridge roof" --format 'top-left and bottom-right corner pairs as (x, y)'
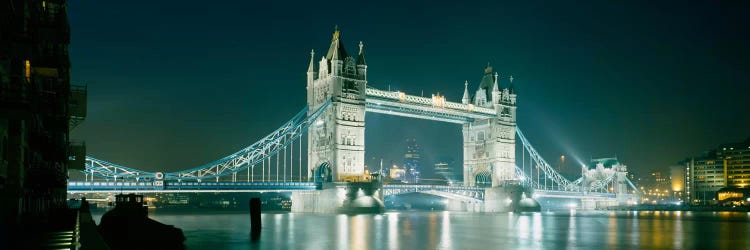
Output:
(326, 26), (349, 60)
(474, 65), (496, 102)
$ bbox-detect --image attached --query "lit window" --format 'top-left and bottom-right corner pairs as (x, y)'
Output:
(24, 60), (31, 81)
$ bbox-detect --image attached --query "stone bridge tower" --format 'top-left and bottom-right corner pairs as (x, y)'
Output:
(462, 65), (517, 187)
(307, 27), (368, 182)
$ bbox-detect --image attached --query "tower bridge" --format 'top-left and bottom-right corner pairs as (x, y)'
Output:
(69, 28), (639, 212)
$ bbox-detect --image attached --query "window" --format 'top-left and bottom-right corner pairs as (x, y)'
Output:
(25, 60), (31, 81)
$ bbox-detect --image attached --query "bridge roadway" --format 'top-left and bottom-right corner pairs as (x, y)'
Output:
(67, 181), (614, 201)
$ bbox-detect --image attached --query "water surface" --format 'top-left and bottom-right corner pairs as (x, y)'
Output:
(92, 209), (750, 249)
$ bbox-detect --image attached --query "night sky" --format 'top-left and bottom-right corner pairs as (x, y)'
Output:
(68, 1), (749, 178)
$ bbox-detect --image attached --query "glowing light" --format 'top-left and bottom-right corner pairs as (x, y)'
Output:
(566, 203), (577, 208)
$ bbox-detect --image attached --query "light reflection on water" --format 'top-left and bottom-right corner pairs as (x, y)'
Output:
(90, 210), (750, 250)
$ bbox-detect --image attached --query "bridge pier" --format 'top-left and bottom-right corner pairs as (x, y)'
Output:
(580, 198), (618, 210)
(482, 185), (540, 212)
(291, 182), (384, 213)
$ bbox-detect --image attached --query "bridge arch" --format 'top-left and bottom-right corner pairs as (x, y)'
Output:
(312, 162), (332, 183)
(475, 171), (492, 188)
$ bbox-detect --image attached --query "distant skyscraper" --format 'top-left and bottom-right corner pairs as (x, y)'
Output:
(404, 138), (421, 183)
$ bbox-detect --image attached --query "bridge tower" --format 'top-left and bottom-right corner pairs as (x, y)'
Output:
(462, 65), (517, 187)
(307, 27), (368, 182)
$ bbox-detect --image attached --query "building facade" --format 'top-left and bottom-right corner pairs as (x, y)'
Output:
(669, 165), (685, 203)
(1, 0), (86, 224)
(716, 139), (750, 188)
(685, 153), (725, 204)
(682, 138), (750, 204)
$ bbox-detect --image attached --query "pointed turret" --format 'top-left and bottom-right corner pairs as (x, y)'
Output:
(508, 75), (515, 94)
(307, 49), (315, 73)
(307, 49), (316, 85)
(356, 41), (367, 65)
(492, 72), (499, 91)
(462, 80), (470, 104)
(508, 75), (517, 107)
(356, 41), (367, 80)
(491, 72), (501, 104)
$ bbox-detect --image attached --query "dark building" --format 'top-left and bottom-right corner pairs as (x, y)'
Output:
(404, 138), (421, 183)
(1, 0), (86, 225)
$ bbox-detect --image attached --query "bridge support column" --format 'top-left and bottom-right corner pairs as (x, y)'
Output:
(291, 181), (384, 213)
(482, 185), (540, 212)
(614, 164), (630, 205)
(306, 28), (368, 183)
(580, 198), (618, 210)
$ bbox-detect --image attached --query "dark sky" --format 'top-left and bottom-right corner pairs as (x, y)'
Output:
(68, 1), (749, 178)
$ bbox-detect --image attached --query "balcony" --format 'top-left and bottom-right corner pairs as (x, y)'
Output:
(69, 85), (87, 130)
(68, 140), (86, 170)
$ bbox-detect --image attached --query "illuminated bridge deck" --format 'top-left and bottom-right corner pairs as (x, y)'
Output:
(68, 181), (321, 193)
(68, 182), (620, 202)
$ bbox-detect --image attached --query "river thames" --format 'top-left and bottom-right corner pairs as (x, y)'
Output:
(90, 209), (750, 249)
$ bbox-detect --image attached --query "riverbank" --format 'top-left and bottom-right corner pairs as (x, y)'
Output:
(602, 204), (750, 212)
(1, 207), (79, 249)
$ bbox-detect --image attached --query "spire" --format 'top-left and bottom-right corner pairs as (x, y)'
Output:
(356, 41), (367, 65)
(307, 49), (315, 73)
(462, 80), (470, 104)
(508, 75), (515, 94)
(326, 25), (348, 60)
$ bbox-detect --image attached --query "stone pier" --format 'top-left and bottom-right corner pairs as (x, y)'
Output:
(291, 182), (384, 213)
